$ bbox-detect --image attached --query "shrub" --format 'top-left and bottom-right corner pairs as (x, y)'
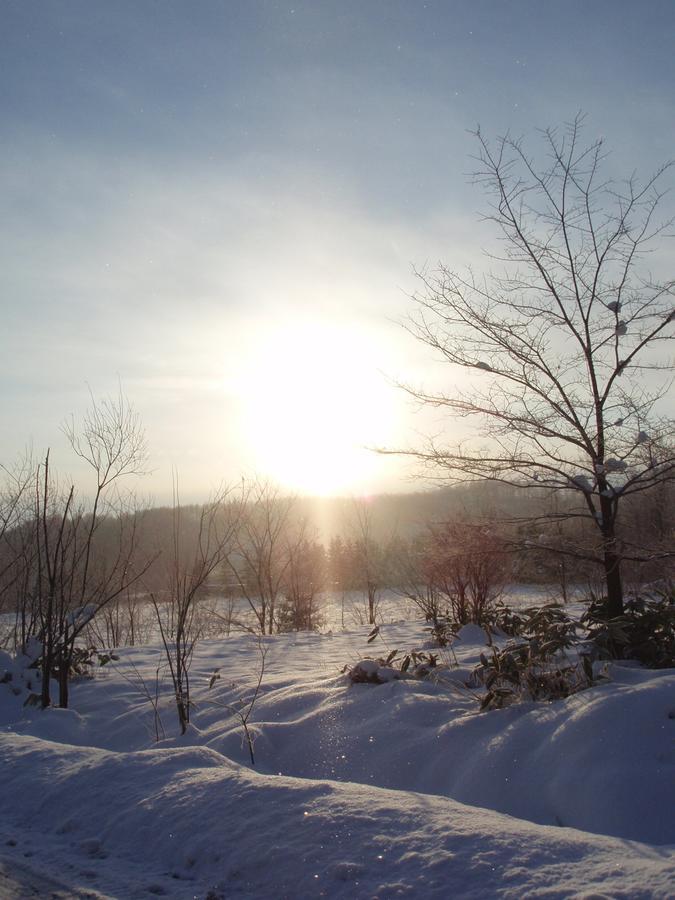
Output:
(582, 585), (675, 668)
(425, 616), (459, 648)
(345, 631), (442, 684)
(473, 641), (598, 710)
(422, 523), (509, 627)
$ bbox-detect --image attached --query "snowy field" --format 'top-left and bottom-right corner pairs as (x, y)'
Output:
(0, 594), (674, 899)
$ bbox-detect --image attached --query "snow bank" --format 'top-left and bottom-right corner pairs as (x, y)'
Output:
(0, 619), (673, 897)
(1, 733), (674, 900)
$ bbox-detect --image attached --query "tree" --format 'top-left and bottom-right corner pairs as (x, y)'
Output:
(150, 481), (237, 735)
(396, 116), (674, 616)
(0, 454), (39, 648)
(1, 391), (149, 707)
(226, 479), (296, 635)
(422, 522), (509, 627)
(347, 499), (385, 625)
(277, 522), (326, 632)
(391, 524), (509, 628)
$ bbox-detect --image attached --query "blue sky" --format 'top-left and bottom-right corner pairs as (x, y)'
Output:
(2, 1), (674, 499)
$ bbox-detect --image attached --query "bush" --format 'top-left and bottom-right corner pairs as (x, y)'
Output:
(470, 602), (602, 710)
(423, 523), (509, 627)
(424, 616), (459, 648)
(582, 585), (675, 668)
(473, 587), (674, 712)
(498, 603), (579, 645)
(275, 594), (325, 633)
(345, 630), (442, 684)
(473, 641), (598, 710)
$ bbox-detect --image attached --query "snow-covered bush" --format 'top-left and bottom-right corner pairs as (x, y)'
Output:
(346, 658), (402, 684)
(345, 644), (442, 684)
(0, 643), (120, 711)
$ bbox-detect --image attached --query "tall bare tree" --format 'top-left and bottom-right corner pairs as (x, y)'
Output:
(394, 116), (674, 616)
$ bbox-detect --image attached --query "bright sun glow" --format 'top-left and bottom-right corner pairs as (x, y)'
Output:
(239, 321), (396, 495)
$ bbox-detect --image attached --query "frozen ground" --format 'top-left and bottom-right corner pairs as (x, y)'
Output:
(0, 601), (673, 898)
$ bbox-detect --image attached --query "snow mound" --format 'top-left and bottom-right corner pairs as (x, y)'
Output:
(1, 732), (674, 900)
(0, 619), (674, 897)
(455, 623), (491, 645)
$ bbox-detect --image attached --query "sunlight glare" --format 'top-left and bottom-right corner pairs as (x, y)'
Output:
(239, 322), (395, 495)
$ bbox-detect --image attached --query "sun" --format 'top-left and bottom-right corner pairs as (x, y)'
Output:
(239, 321), (395, 495)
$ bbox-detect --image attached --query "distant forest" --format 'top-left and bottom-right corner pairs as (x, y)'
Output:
(1, 471), (672, 679)
(83, 477), (673, 595)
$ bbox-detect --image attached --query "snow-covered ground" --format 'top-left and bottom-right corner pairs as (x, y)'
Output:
(0, 605), (674, 898)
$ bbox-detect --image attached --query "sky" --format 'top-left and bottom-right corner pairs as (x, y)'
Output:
(2, 0), (674, 502)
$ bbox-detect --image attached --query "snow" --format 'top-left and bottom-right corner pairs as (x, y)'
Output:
(0, 607), (674, 898)
(66, 604), (98, 629)
(605, 458), (628, 473)
(349, 659), (401, 682)
(455, 623), (491, 645)
(571, 474), (593, 492)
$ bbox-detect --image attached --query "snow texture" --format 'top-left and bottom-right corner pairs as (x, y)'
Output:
(0, 608), (673, 898)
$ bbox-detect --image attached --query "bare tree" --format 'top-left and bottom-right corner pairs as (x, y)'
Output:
(0, 454), (40, 648)
(345, 498), (397, 625)
(86, 585), (152, 649)
(389, 534), (448, 625)
(0, 392), (149, 707)
(62, 386), (148, 607)
(226, 479), (296, 635)
(150, 480), (238, 735)
(394, 116), (674, 616)
(424, 522), (509, 626)
(391, 524), (508, 628)
(11, 391), (150, 709)
(277, 520), (326, 632)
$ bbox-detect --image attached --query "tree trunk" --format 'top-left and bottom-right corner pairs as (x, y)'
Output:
(177, 699), (188, 735)
(40, 649), (52, 709)
(58, 663), (69, 709)
(602, 540), (623, 618)
(40, 589), (56, 709)
(598, 492), (623, 618)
